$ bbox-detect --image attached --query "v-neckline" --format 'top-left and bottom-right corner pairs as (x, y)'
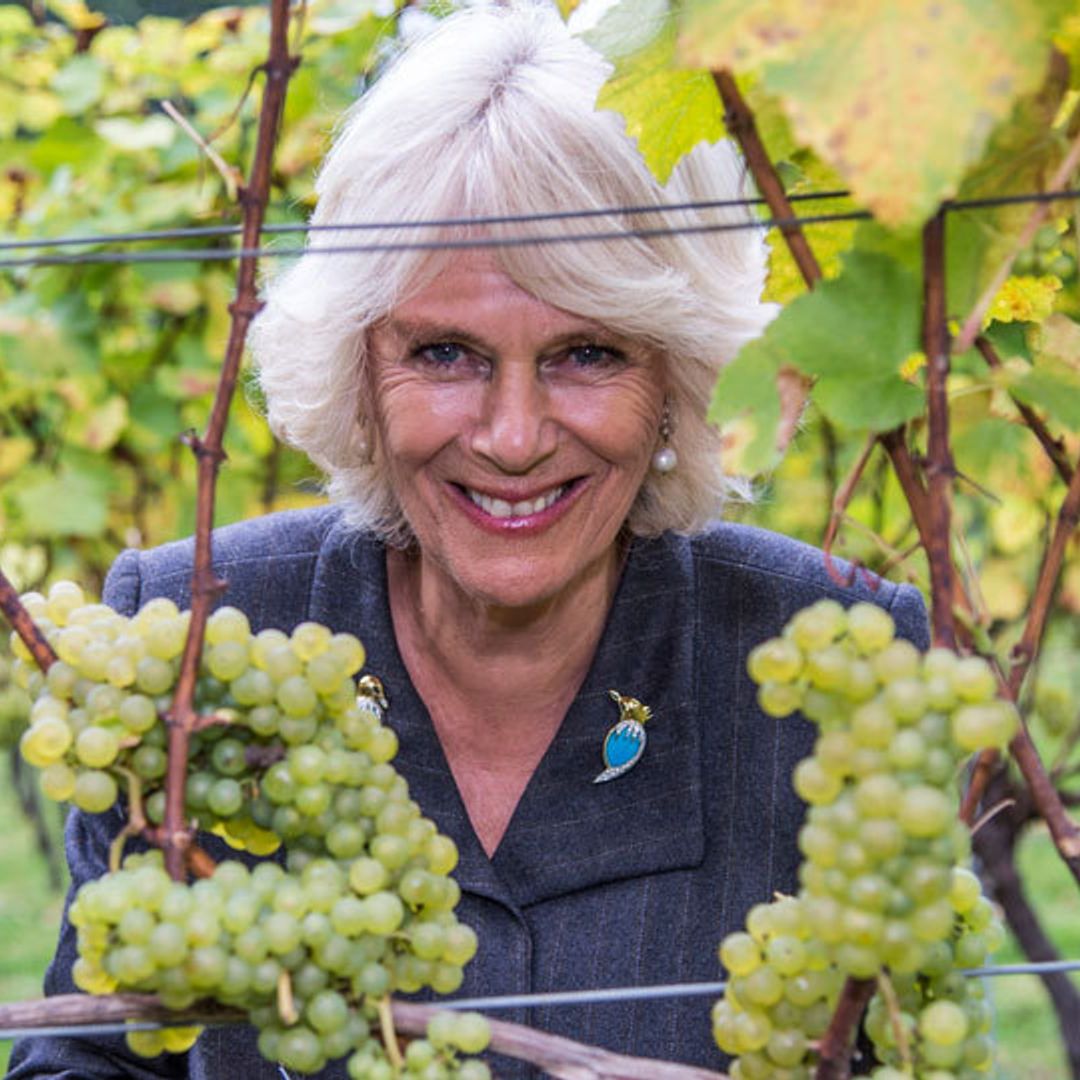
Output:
(308, 521), (706, 909)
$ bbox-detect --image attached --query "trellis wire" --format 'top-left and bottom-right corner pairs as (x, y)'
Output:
(0, 186), (1076, 270)
(0, 209), (874, 269)
(3, 960), (1080, 1045)
(0, 189), (853, 254)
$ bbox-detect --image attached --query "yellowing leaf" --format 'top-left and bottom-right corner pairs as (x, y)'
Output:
(986, 275), (1062, 327)
(979, 559), (1029, 621)
(678, 0), (816, 71)
(66, 396), (129, 453)
(1034, 312), (1080, 369)
(684, 0), (1060, 227)
(18, 89), (63, 132)
(0, 438), (35, 481)
(147, 280), (202, 316)
(990, 494), (1045, 555)
(45, 0), (106, 31)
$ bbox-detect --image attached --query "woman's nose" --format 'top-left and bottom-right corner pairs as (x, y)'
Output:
(469, 367), (557, 473)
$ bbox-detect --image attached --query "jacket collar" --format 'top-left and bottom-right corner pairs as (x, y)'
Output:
(309, 519), (704, 909)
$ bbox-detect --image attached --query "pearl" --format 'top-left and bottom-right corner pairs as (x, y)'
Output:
(651, 446), (677, 474)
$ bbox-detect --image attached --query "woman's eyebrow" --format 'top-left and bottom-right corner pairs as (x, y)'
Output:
(377, 318), (492, 352)
(377, 316), (630, 353)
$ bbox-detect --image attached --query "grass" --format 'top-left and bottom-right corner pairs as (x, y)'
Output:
(0, 784), (1077, 1076)
(0, 775), (68, 1074)
(991, 825), (1080, 1079)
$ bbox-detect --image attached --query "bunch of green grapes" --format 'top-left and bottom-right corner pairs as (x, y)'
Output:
(713, 599), (1016, 1079)
(1012, 222), (1076, 281)
(9, 582), (490, 1078)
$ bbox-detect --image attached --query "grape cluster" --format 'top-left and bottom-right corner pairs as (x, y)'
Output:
(1013, 222), (1076, 281)
(10, 582), (490, 1078)
(713, 599), (1015, 1079)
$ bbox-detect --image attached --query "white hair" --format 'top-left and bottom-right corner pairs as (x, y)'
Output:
(249, 2), (773, 545)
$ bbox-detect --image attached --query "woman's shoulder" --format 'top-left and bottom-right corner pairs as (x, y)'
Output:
(683, 521), (929, 646)
(102, 504), (375, 623)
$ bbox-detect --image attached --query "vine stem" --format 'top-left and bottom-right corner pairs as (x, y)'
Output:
(712, 68), (815, 453)
(821, 433), (878, 588)
(974, 336), (1073, 486)
(962, 441), (1080, 859)
(0, 570), (57, 672)
(1007, 444), (1080, 699)
(813, 977), (875, 1080)
(0, 995), (730, 1080)
(953, 119), (1080, 355)
(161, 0), (298, 881)
(922, 211), (957, 649)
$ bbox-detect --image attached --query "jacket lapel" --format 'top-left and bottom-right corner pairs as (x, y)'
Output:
(307, 520), (704, 910)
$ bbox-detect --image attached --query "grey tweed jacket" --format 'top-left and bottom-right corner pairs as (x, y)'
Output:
(7, 506), (927, 1080)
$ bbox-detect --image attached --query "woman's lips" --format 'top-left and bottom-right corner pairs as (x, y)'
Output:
(449, 478), (583, 533)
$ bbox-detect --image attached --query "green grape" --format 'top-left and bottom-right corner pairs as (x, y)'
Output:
(747, 638), (804, 684)
(21, 716), (72, 765)
(206, 641), (250, 682)
(718, 602), (1011, 1077)
(758, 681), (804, 718)
(12, 585), (485, 1080)
(40, 761), (77, 801)
(72, 769), (118, 813)
(118, 694), (158, 734)
(846, 603), (895, 655)
(919, 1000), (969, 1046)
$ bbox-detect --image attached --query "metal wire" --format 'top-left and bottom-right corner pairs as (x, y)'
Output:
(0, 190), (853, 255)
(1, 184), (1077, 270)
(3, 960), (1080, 1044)
(0, 208), (874, 270)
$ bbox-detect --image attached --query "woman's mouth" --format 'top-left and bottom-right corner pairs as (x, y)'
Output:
(450, 479), (583, 531)
(464, 483), (568, 518)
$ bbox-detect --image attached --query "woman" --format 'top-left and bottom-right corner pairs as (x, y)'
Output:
(9, 5), (927, 1078)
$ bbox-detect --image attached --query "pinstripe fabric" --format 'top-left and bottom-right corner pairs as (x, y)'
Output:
(7, 505), (928, 1080)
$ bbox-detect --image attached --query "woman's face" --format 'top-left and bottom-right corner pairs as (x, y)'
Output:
(367, 254), (667, 611)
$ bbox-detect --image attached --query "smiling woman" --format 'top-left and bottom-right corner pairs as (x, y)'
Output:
(8, 5), (928, 1080)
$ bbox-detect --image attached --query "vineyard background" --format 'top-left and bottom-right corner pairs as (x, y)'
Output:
(2, 0), (1080, 1077)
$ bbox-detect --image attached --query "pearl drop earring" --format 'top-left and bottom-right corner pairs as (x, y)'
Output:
(651, 400), (677, 474)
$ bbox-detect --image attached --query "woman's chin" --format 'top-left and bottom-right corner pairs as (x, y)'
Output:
(430, 548), (615, 616)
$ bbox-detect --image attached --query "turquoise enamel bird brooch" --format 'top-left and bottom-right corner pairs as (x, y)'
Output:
(593, 690), (652, 783)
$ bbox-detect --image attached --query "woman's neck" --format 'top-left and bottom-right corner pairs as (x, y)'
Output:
(385, 543), (624, 853)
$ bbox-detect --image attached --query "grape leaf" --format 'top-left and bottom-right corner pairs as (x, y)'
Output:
(680, 0), (1065, 227)
(94, 116), (176, 152)
(709, 341), (784, 475)
(712, 250), (923, 469)
(51, 55), (105, 114)
(999, 313), (1080, 431)
(677, 0), (809, 71)
(586, 0), (724, 184)
(10, 463), (111, 539)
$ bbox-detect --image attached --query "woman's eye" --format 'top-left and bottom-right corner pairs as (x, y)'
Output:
(415, 342), (465, 367)
(567, 344), (624, 368)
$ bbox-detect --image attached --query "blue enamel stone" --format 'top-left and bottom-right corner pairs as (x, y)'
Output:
(604, 720), (644, 768)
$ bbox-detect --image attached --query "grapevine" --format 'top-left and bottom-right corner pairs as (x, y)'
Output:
(9, 581), (491, 1079)
(713, 599), (1017, 1079)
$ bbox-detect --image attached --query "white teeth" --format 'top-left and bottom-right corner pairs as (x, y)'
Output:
(467, 485), (565, 518)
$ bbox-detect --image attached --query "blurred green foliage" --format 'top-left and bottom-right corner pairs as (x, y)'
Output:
(0, 0), (397, 597)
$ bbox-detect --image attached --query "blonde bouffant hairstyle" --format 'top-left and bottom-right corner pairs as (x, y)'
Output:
(249, 2), (773, 546)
